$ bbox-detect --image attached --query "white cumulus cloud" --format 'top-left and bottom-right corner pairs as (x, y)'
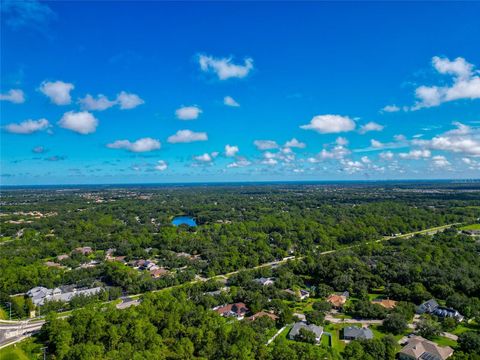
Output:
(0, 89), (25, 103)
(198, 54), (254, 80)
(262, 158), (278, 166)
(79, 94), (116, 111)
(379, 151), (394, 161)
(194, 153), (213, 163)
(224, 96), (240, 107)
(4, 118), (50, 134)
(284, 138), (306, 148)
(79, 91), (144, 111)
(107, 137), (161, 152)
(359, 122), (384, 134)
(225, 144), (239, 157)
(155, 160), (168, 171)
(167, 129), (208, 143)
(116, 91), (145, 109)
(58, 111), (98, 134)
(412, 122), (480, 156)
(399, 149), (431, 159)
(370, 139), (384, 148)
(227, 157), (251, 168)
(412, 56), (480, 110)
(462, 157), (480, 170)
(381, 105), (400, 113)
(175, 106), (202, 120)
(39, 80), (74, 105)
(254, 140), (279, 150)
(300, 114), (356, 134)
(432, 155), (451, 168)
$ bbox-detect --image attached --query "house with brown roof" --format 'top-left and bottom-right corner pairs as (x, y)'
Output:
(45, 261), (62, 268)
(248, 311), (278, 321)
(398, 336), (453, 360)
(74, 246), (93, 255)
(327, 292), (348, 309)
(112, 256), (126, 263)
(371, 298), (397, 309)
(214, 302), (249, 320)
(150, 268), (169, 278)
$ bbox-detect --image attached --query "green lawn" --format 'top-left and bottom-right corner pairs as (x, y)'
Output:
(321, 333), (331, 347)
(0, 346), (31, 360)
(368, 293), (384, 301)
(322, 322), (406, 352)
(291, 298), (316, 313)
(276, 324), (293, 342)
(460, 223), (480, 230)
(453, 321), (480, 336)
(431, 336), (457, 348)
(0, 307), (8, 320)
(0, 338), (43, 360)
(324, 323), (349, 351)
(369, 324), (409, 342)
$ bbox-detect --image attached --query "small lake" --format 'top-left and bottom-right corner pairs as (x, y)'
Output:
(172, 216), (197, 227)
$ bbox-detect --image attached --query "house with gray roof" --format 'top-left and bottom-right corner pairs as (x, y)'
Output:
(254, 277), (275, 286)
(417, 299), (439, 314)
(289, 321), (323, 343)
(417, 299), (464, 321)
(27, 286), (103, 306)
(343, 326), (373, 340)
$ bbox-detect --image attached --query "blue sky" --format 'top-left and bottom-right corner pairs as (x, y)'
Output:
(1, 1), (479, 185)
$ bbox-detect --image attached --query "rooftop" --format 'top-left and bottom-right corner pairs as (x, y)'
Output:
(399, 336), (453, 360)
(289, 321), (323, 339)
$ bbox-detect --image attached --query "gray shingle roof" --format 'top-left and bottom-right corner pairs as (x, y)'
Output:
(343, 326), (373, 340)
(289, 321), (323, 339)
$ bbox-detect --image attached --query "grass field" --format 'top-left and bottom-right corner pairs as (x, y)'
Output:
(460, 223), (480, 230)
(0, 338), (43, 360)
(0, 346), (31, 360)
(0, 307), (8, 320)
(369, 324), (409, 342)
(453, 321), (480, 336)
(323, 323), (348, 350)
(431, 335), (457, 348)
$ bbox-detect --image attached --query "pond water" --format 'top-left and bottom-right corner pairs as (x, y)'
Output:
(172, 216), (197, 227)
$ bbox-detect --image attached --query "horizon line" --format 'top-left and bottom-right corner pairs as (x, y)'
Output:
(1, 178), (480, 189)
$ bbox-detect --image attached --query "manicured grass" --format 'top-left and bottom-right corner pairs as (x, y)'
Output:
(277, 324), (293, 341)
(0, 338), (43, 360)
(460, 223), (480, 230)
(324, 323), (348, 350)
(369, 324), (409, 342)
(431, 336), (457, 348)
(453, 321), (480, 335)
(0, 346), (31, 360)
(321, 333), (330, 347)
(368, 293), (383, 301)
